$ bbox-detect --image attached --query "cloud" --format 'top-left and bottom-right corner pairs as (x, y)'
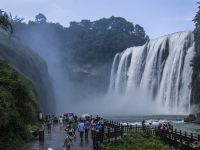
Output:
(162, 16), (194, 22)
(182, 17), (193, 22)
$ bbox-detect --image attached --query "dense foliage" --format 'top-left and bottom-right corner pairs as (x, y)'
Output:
(13, 14), (149, 67)
(191, 2), (200, 106)
(65, 17), (149, 66)
(0, 10), (12, 33)
(100, 130), (170, 150)
(0, 60), (39, 149)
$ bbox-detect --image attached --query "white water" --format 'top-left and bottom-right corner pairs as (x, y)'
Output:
(109, 31), (195, 114)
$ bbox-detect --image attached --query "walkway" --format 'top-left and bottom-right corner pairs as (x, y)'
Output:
(22, 124), (93, 150)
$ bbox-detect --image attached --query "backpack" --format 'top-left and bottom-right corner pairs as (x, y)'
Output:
(84, 122), (90, 130)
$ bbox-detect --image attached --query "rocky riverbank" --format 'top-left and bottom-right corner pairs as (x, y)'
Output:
(184, 113), (200, 124)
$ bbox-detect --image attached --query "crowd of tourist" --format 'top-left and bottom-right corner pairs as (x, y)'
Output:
(40, 113), (175, 150)
(155, 122), (173, 136)
(40, 113), (104, 150)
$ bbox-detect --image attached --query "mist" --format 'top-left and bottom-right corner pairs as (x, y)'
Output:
(71, 88), (161, 116)
(12, 16), (195, 116)
(13, 21), (112, 115)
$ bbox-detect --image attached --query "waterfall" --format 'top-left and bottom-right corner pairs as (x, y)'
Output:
(109, 31), (195, 114)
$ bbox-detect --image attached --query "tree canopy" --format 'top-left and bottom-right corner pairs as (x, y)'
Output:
(65, 16), (149, 66)
(191, 2), (200, 106)
(0, 10), (12, 33)
(35, 13), (47, 23)
(13, 15), (149, 68)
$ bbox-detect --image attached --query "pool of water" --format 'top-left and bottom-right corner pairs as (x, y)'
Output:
(103, 115), (200, 135)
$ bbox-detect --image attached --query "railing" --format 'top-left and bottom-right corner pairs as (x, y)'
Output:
(92, 120), (200, 150)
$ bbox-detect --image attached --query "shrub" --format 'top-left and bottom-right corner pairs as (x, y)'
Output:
(0, 60), (40, 149)
(100, 130), (170, 150)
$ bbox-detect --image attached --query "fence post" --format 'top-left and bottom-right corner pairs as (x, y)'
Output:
(121, 124), (123, 138)
(180, 130), (182, 144)
(108, 128), (110, 142)
(114, 127), (117, 142)
(174, 129), (177, 140)
(184, 132), (189, 147)
(39, 129), (44, 142)
(191, 133), (193, 143)
(127, 123), (128, 134)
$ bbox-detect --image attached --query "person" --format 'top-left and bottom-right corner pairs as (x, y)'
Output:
(63, 131), (74, 150)
(45, 114), (49, 123)
(46, 114), (52, 133)
(72, 121), (78, 136)
(59, 115), (63, 126)
(74, 115), (78, 122)
(95, 122), (103, 143)
(142, 120), (146, 131)
(156, 123), (162, 136)
(96, 115), (100, 122)
(84, 120), (90, 139)
(65, 124), (75, 137)
(78, 120), (85, 141)
(98, 121), (104, 143)
(168, 122), (173, 138)
(91, 120), (96, 139)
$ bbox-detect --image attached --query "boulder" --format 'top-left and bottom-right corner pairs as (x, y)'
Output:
(184, 114), (196, 122)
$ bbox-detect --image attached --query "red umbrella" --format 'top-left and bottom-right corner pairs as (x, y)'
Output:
(63, 112), (68, 116)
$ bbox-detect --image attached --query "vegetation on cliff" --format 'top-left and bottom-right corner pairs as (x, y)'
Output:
(192, 2), (200, 107)
(64, 17), (149, 66)
(0, 10), (12, 33)
(0, 60), (40, 149)
(13, 14), (149, 67)
(0, 10), (56, 113)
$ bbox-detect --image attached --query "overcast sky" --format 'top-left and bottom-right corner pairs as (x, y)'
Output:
(1, 0), (198, 38)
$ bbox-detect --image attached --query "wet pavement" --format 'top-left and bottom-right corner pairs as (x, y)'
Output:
(22, 124), (93, 150)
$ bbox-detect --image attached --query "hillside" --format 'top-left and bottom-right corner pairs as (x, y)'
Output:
(0, 60), (39, 148)
(0, 28), (56, 113)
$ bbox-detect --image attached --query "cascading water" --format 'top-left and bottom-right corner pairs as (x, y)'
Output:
(109, 31), (195, 114)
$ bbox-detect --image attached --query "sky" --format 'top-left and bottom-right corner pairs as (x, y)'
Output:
(1, 0), (198, 38)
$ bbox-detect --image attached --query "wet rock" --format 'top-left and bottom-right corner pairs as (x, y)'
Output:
(184, 114), (196, 122)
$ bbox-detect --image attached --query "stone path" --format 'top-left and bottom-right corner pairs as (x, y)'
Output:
(22, 124), (93, 150)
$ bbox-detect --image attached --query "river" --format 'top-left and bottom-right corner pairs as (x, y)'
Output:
(103, 115), (200, 135)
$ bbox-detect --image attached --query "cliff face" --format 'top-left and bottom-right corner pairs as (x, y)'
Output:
(0, 29), (56, 113)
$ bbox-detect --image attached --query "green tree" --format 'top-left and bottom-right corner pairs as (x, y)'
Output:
(0, 10), (12, 33)
(191, 2), (200, 105)
(65, 16), (149, 66)
(0, 60), (39, 149)
(35, 13), (47, 23)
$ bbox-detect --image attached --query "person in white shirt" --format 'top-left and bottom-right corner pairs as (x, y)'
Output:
(59, 116), (63, 126)
(78, 120), (85, 141)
